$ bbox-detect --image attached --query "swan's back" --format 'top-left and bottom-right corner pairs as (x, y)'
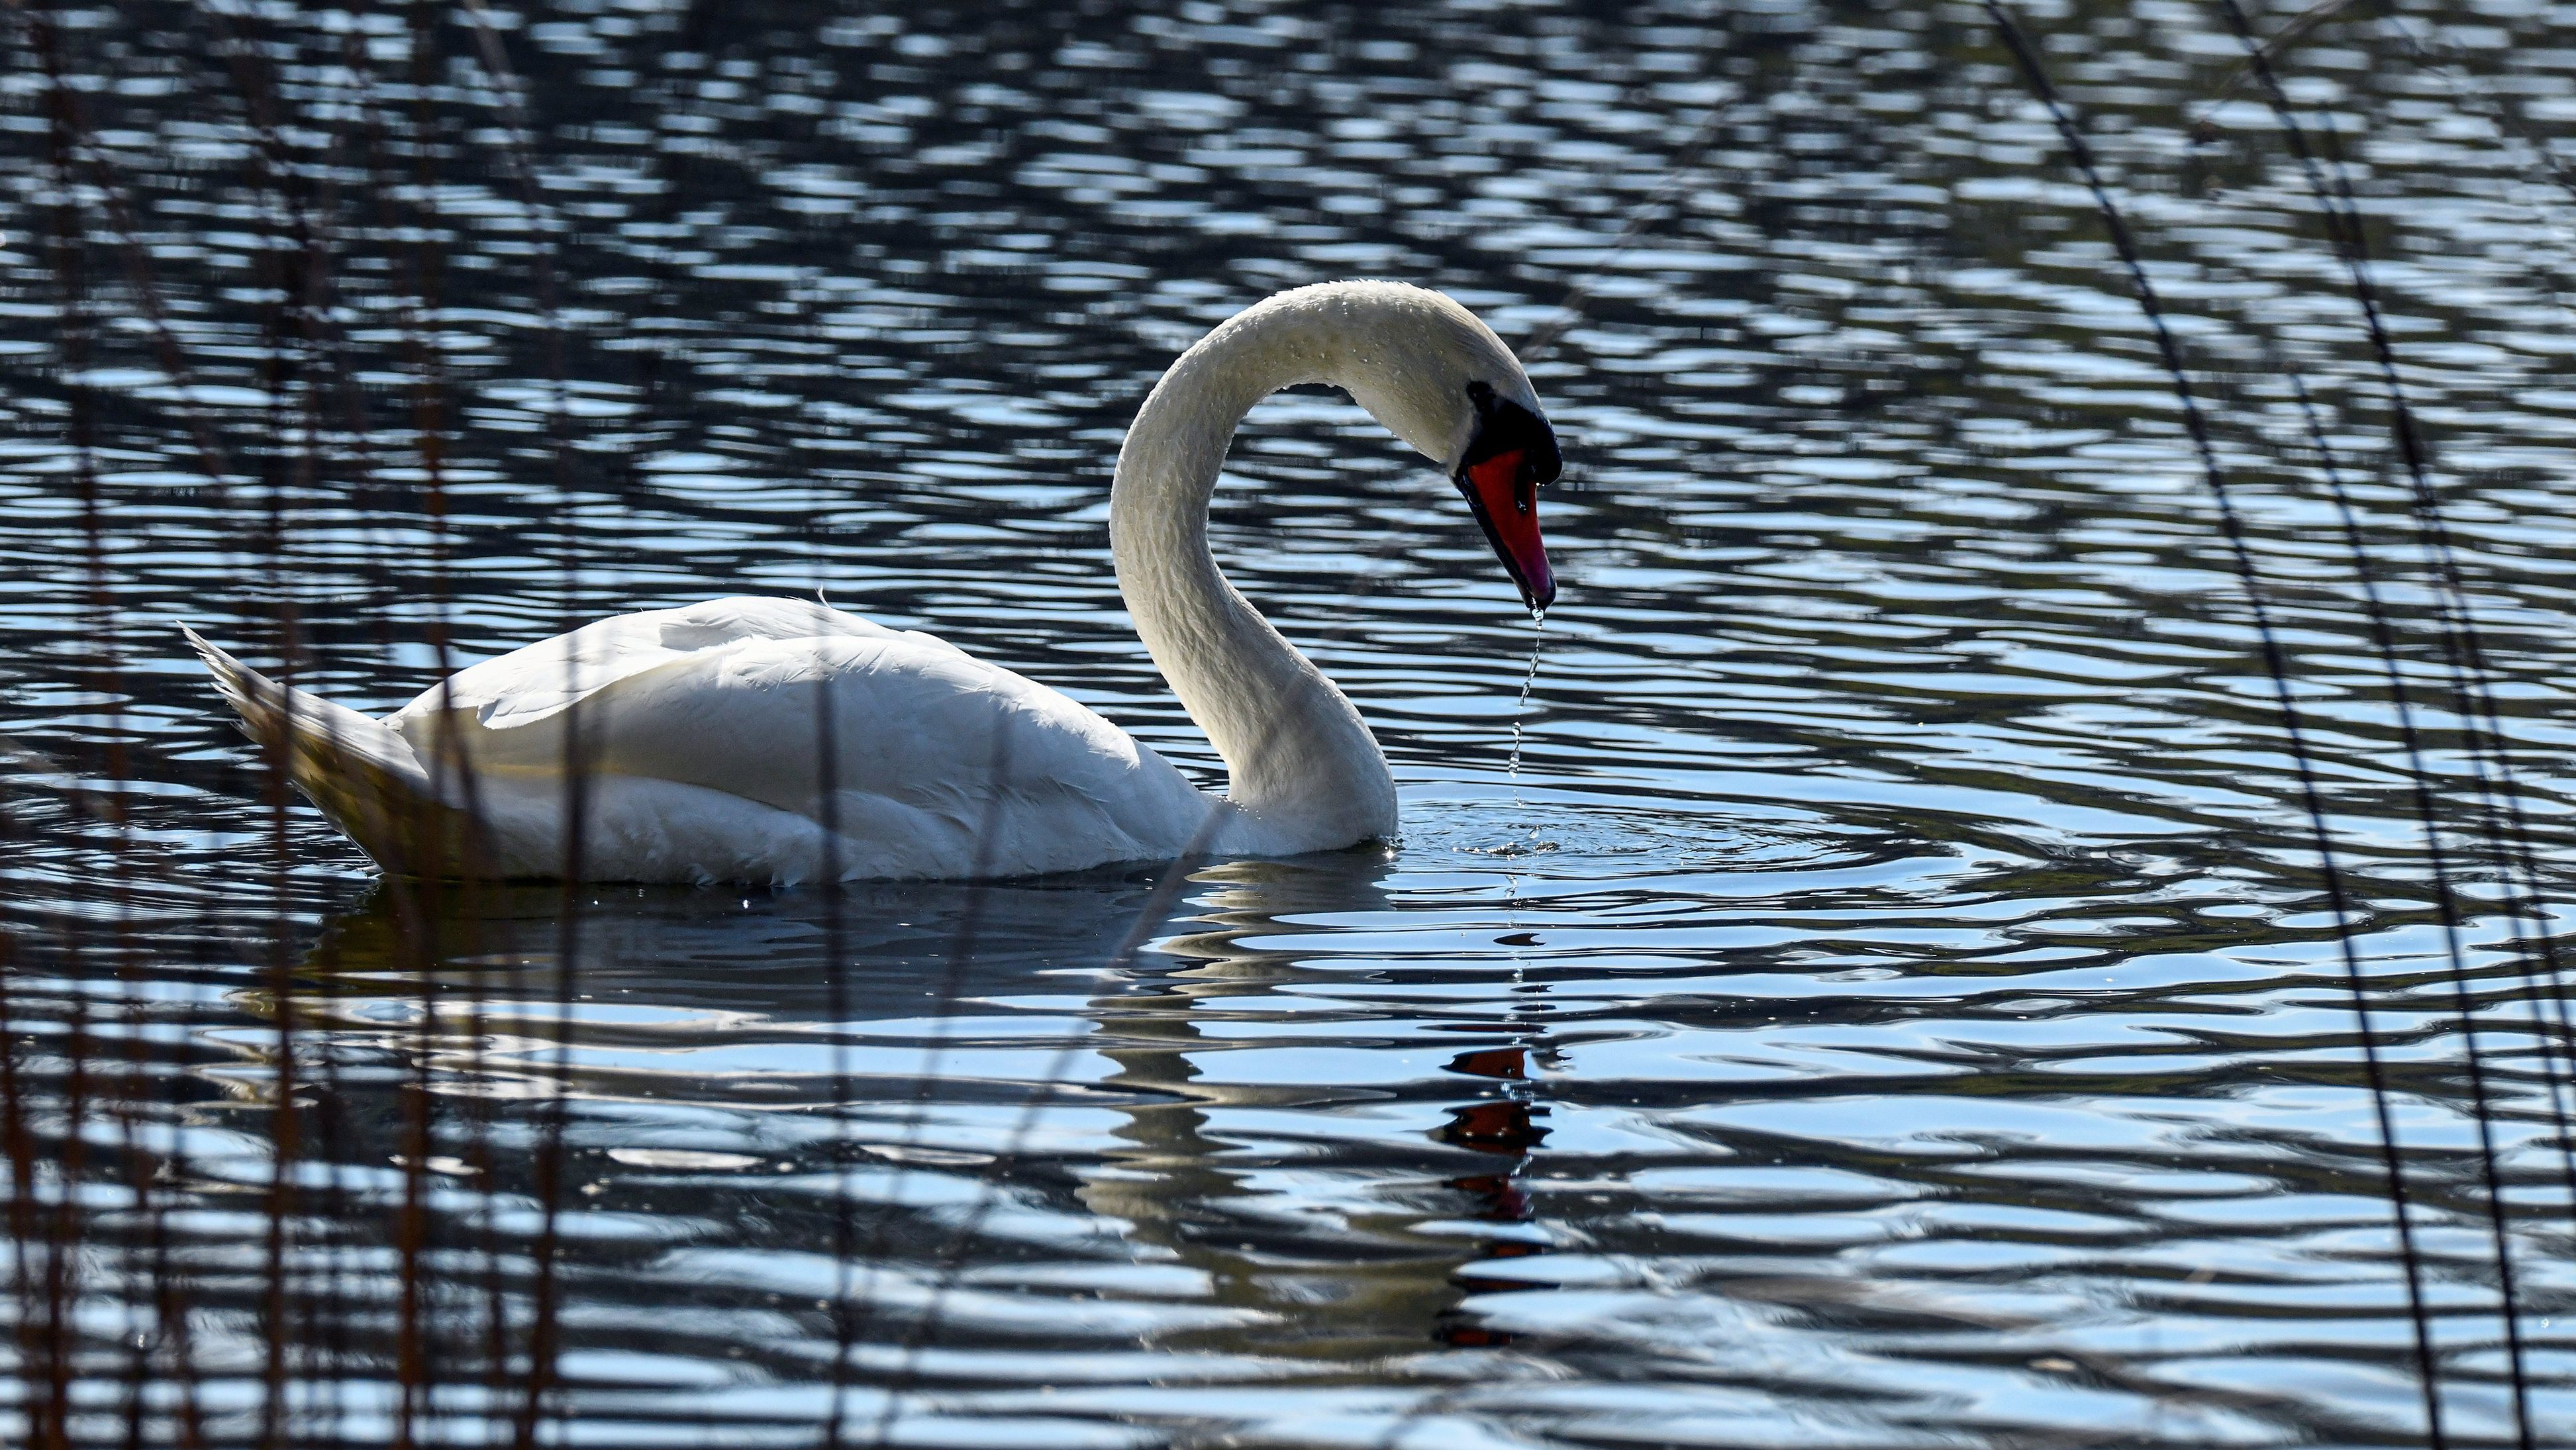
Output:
(391, 597), (949, 734)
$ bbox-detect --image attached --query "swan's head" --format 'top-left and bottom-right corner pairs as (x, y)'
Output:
(1263, 282), (1563, 611)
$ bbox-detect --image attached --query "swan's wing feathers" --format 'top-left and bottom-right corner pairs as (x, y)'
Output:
(521, 632), (1209, 874)
(591, 635), (1146, 809)
(393, 596), (926, 733)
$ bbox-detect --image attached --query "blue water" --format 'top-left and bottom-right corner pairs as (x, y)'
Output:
(3, 0), (2575, 1444)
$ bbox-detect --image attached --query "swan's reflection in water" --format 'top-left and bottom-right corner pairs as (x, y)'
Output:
(283, 849), (1562, 1433)
(1076, 853), (1552, 1361)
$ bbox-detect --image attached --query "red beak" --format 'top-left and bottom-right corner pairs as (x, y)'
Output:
(1458, 447), (1554, 611)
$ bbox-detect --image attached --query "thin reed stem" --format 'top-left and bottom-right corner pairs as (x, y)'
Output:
(1983, 4), (2452, 1442)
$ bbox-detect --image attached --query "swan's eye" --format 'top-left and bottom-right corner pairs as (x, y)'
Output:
(1460, 380), (1561, 487)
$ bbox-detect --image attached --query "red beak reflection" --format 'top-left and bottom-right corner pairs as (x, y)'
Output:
(1459, 448), (1554, 612)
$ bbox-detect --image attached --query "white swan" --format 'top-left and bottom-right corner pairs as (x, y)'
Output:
(184, 281), (1561, 883)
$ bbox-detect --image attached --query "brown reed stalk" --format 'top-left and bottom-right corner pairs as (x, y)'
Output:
(28, 7), (101, 1445)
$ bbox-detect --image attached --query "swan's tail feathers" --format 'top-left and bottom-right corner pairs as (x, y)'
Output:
(180, 624), (490, 877)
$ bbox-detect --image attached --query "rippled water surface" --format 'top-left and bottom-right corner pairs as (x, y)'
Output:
(7, 0), (2576, 1445)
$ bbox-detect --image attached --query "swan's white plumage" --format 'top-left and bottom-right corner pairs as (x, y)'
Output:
(184, 281), (1550, 883)
(192, 597), (1215, 883)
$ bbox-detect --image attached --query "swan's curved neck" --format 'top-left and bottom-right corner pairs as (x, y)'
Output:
(1110, 305), (1399, 853)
